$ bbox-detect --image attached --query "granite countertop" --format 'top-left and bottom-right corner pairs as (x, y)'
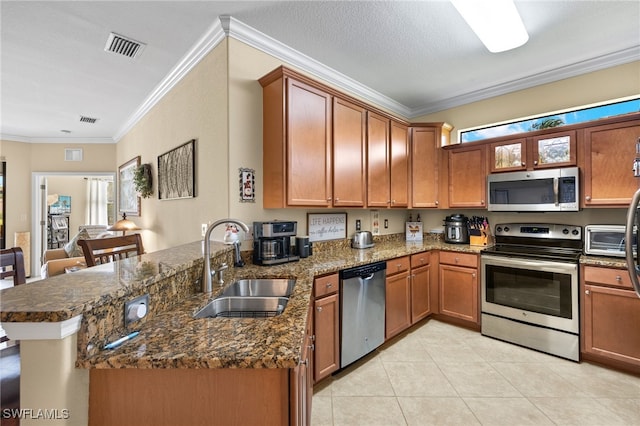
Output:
(76, 239), (483, 369)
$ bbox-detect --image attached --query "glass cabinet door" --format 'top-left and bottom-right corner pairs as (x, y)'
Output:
(531, 130), (576, 169)
(489, 138), (527, 173)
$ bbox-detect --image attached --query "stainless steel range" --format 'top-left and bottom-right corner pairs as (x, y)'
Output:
(481, 223), (583, 361)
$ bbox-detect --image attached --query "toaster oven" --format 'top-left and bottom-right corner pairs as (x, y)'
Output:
(584, 225), (636, 257)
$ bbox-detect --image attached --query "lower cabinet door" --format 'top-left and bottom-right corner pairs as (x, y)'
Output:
(583, 284), (640, 367)
(411, 265), (431, 323)
(439, 264), (478, 324)
(314, 293), (339, 382)
(385, 271), (411, 339)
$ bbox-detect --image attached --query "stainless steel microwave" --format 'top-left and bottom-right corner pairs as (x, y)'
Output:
(585, 225), (637, 257)
(487, 167), (580, 212)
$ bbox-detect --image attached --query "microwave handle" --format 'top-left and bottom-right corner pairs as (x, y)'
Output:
(553, 177), (559, 206)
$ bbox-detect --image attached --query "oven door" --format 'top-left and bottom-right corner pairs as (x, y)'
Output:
(481, 254), (578, 334)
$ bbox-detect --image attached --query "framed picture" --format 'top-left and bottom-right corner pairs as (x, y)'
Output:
(158, 139), (196, 200)
(118, 156), (141, 216)
(239, 167), (255, 202)
(307, 212), (347, 242)
(50, 195), (71, 214)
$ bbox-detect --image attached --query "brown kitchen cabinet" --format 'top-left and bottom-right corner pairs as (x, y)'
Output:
(313, 273), (340, 383)
(367, 114), (409, 208)
(260, 68), (333, 208)
(447, 144), (487, 208)
(410, 124), (451, 208)
(581, 265), (640, 372)
(385, 256), (411, 339)
(489, 130), (576, 173)
(438, 251), (479, 326)
(410, 252), (433, 323)
(292, 304), (314, 426)
(581, 119), (640, 207)
(333, 97), (366, 207)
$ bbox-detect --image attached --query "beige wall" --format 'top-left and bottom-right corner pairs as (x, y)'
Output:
(115, 40), (230, 252)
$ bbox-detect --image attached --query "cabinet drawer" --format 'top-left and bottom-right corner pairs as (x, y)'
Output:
(411, 252), (431, 268)
(583, 266), (632, 290)
(439, 251), (477, 268)
(314, 273), (339, 298)
(387, 256), (410, 275)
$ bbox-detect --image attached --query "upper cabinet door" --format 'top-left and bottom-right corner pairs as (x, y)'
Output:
(367, 112), (391, 207)
(287, 78), (333, 207)
(333, 98), (366, 207)
(582, 120), (640, 207)
(489, 138), (527, 173)
(448, 144), (487, 208)
(389, 121), (409, 208)
(530, 130), (576, 170)
(411, 126), (440, 208)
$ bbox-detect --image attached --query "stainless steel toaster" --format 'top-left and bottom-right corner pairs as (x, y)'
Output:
(351, 231), (374, 249)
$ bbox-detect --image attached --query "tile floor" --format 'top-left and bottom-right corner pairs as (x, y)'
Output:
(311, 319), (640, 425)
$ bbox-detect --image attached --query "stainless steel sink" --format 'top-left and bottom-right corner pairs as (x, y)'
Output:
(220, 278), (296, 298)
(194, 296), (289, 319)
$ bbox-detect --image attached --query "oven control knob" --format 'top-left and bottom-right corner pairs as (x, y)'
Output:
(572, 229), (579, 236)
(562, 228), (569, 234)
(503, 226), (510, 233)
(496, 226), (503, 233)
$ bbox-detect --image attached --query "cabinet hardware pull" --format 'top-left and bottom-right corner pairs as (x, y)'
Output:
(615, 275), (622, 281)
(521, 162), (526, 167)
(300, 359), (308, 366)
(586, 196), (591, 201)
(311, 335), (316, 341)
(317, 307), (323, 312)
(326, 283), (333, 288)
(435, 200), (439, 205)
(481, 200), (485, 205)
(533, 160), (538, 166)
(472, 273), (476, 278)
(585, 290), (590, 295)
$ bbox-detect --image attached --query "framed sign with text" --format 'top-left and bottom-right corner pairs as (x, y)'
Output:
(307, 212), (347, 242)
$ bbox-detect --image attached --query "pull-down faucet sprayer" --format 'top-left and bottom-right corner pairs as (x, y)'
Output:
(202, 219), (250, 293)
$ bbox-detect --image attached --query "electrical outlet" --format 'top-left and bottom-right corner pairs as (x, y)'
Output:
(124, 294), (149, 327)
(201, 223), (207, 237)
(356, 219), (361, 231)
(384, 219), (389, 229)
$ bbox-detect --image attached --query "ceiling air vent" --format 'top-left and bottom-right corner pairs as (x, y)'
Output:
(104, 32), (146, 59)
(79, 115), (98, 124)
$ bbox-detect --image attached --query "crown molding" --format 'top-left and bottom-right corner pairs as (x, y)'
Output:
(112, 18), (227, 142)
(110, 16), (639, 143)
(222, 16), (413, 118)
(410, 46), (640, 118)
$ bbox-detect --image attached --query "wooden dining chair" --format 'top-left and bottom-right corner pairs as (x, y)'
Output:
(78, 234), (144, 267)
(0, 247), (27, 285)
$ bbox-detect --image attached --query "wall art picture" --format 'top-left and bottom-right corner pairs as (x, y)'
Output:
(158, 139), (196, 200)
(239, 167), (255, 202)
(307, 212), (347, 242)
(118, 156), (141, 216)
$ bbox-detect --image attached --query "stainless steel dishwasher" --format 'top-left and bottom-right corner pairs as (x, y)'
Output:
(339, 261), (386, 368)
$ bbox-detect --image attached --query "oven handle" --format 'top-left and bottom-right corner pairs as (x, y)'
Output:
(553, 177), (559, 206)
(482, 255), (577, 275)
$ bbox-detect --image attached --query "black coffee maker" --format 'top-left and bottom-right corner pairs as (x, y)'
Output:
(253, 221), (300, 265)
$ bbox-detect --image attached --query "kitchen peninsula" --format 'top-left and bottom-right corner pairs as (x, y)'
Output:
(0, 234), (478, 425)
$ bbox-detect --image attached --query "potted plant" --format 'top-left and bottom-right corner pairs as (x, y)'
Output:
(134, 163), (153, 198)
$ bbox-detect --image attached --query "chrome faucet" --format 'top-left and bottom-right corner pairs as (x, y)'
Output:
(202, 219), (250, 293)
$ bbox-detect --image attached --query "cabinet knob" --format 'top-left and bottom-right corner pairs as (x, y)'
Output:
(521, 162), (526, 167)
(300, 359), (308, 366)
(472, 273), (476, 278)
(389, 200), (394, 204)
(616, 275), (622, 281)
(435, 200), (439, 205)
(585, 290), (590, 295)
(533, 160), (538, 166)
(316, 306), (323, 312)
(327, 197), (332, 201)
(335, 197), (340, 202)
(326, 282), (333, 288)
(585, 196), (591, 201)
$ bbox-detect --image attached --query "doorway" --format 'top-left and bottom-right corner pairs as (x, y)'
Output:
(31, 172), (115, 277)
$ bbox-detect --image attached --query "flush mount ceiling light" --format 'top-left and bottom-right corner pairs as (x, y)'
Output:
(451, 0), (529, 53)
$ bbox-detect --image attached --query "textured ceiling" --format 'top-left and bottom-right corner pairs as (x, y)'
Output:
(1, 1), (639, 142)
